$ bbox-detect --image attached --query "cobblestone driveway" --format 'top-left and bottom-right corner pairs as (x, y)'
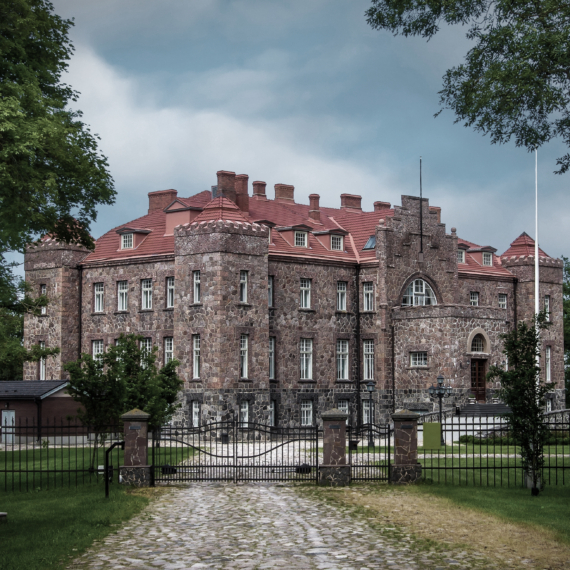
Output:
(69, 484), (496, 570)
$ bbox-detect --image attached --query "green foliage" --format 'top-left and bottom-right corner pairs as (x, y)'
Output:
(0, 0), (115, 310)
(487, 313), (552, 493)
(366, 0), (570, 174)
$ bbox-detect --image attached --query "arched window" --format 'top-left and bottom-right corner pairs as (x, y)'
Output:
(471, 334), (485, 352)
(402, 279), (437, 307)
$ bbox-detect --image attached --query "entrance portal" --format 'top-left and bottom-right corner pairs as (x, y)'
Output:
(470, 360), (486, 402)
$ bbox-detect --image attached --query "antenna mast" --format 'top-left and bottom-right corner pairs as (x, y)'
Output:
(420, 156), (423, 256)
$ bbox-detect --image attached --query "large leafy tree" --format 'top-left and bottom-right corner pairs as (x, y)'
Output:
(0, 0), (115, 311)
(366, 0), (570, 174)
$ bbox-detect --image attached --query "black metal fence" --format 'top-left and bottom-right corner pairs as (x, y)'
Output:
(348, 423), (391, 481)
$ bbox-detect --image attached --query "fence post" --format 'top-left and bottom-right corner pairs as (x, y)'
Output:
(119, 409), (151, 487)
(319, 409), (350, 486)
(390, 410), (422, 484)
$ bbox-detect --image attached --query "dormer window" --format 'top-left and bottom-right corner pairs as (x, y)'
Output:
(295, 231), (308, 247)
(363, 235), (376, 250)
(121, 233), (133, 249)
(483, 252), (492, 266)
(457, 250), (465, 263)
(331, 235), (343, 251)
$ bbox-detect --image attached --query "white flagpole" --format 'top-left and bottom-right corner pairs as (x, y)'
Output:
(535, 149), (539, 317)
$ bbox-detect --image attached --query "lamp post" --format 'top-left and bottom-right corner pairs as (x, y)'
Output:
(428, 374), (453, 445)
(366, 381), (375, 448)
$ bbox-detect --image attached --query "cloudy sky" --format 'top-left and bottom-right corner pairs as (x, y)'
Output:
(50, 0), (569, 258)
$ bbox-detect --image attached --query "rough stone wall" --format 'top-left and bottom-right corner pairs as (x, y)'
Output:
(457, 276), (516, 315)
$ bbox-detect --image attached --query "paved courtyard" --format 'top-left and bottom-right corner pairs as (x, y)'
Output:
(69, 483), (498, 570)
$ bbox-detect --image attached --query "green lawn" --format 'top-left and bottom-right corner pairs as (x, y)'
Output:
(0, 485), (151, 570)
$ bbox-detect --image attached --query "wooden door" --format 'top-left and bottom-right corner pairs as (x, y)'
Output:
(471, 360), (486, 402)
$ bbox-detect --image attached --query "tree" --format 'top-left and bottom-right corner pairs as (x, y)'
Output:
(562, 256), (570, 406)
(0, 0), (115, 311)
(487, 313), (551, 495)
(64, 334), (182, 467)
(366, 0), (570, 174)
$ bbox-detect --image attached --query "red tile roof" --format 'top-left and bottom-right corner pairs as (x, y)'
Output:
(457, 237), (515, 279)
(501, 232), (550, 259)
(192, 197), (250, 224)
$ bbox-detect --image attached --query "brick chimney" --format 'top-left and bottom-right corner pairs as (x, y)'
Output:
(340, 194), (362, 210)
(309, 194), (321, 223)
(235, 174), (250, 214)
(374, 201), (391, 212)
(252, 181), (267, 199)
(214, 170), (237, 203)
(429, 206), (441, 224)
(148, 189), (178, 213)
(275, 184), (295, 203)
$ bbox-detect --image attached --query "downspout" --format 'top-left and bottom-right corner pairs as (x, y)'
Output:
(391, 324), (396, 413)
(513, 277), (518, 329)
(78, 265), (83, 360)
(355, 263), (362, 429)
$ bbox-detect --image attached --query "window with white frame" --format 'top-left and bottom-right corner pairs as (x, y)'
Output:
(300, 400), (313, 426)
(141, 279), (153, 310)
(193, 335), (200, 378)
(94, 283), (104, 313)
(40, 284), (47, 315)
(363, 400), (373, 425)
(545, 295), (551, 321)
(269, 337), (275, 380)
(164, 337), (174, 364)
(546, 398), (552, 412)
(92, 340), (104, 362)
(337, 399), (349, 424)
(471, 334), (485, 352)
(337, 282), (347, 311)
(268, 276), (274, 307)
(295, 231), (308, 247)
(364, 340), (374, 380)
(239, 334), (249, 378)
(410, 351), (428, 367)
(239, 401), (249, 426)
(470, 291), (479, 306)
(140, 338), (152, 367)
(363, 282), (374, 311)
(121, 233), (133, 249)
(545, 346), (551, 382)
(457, 250), (465, 263)
(482, 252), (493, 266)
(239, 271), (248, 303)
(166, 277), (174, 308)
(499, 293), (507, 309)
(269, 400), (276, 427)
(300, 278), (311, 309)
(331, 235), (343, 251)
(402, 279), (437, 307)
(337, 339), (349, 380)
(117, 281), (128, 311)
(192, 270), (200, 303)
(191, 400), (200, 428)
(300, 338), (313, 380)
(39, 341), (46, 380)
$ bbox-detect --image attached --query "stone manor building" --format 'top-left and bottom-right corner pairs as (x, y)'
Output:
(23, 170), (565, 425)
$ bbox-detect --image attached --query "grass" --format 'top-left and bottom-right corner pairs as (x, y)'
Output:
(0, 484), (156, 570)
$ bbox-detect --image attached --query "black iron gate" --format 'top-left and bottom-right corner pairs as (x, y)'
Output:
(151, 421), (319, 484)
(348, 423), (392, 481)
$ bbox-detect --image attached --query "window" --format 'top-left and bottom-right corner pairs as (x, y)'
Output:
(40, 284), (47, 315)
(268, 276), (274, 307)
(94, 283), (104, 313)
(471, 334), (485, 352)
(545, 295), (551, 321)
(140, 338), (152, 367)
(410, 351), (428, 367)
(295, 231), (308, 247)
(193, 335), (200, 379)
(269, 337), (275, 380)
(470, 292), (479, 306)
(402, 279), (436, 307)
(364, 340), (374, 380)
(269, 400), (276, 427)
(482, 252), (493, 266)
(499, 293), (507, 309)
(117, 281), (128, 311)
(546, 398), (552, 413)
(164, 337), (174, 364)
(331, 235), (343, 251)
(141, 279), (153, 310)
(300, 400), (313, 426)
(191, 401), (200, 428)
(239, 271), (248, 303)
(300, 338), (313, 380)
(193, 270), (201, 303)
(337, 399), (349, 424)
(363, 235), (376, 250)
(92, 340), (104, 362)
(457, 250), (465, 263)
(545, 346), (551, 382)
(363, 282), (374, 311)
(363, 400), (374, 425)
(239, 401), (249, 426)
(337, 282), (347, 311)
(121, 233), (133, 249)
(337, 339), (349, 381)
(166, 277), (174, 308)
(300, 278), (311, 309)
(39, 341), (46, 380)
(240, 334), (249, 378)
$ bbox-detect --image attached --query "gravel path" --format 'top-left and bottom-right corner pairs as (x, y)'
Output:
(69, 483), (497, 570)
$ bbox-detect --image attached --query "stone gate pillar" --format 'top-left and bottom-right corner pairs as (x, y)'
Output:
(390, 410), (422, 484)
(120, 409), (151, 487)
(319, 409), (350, 486)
